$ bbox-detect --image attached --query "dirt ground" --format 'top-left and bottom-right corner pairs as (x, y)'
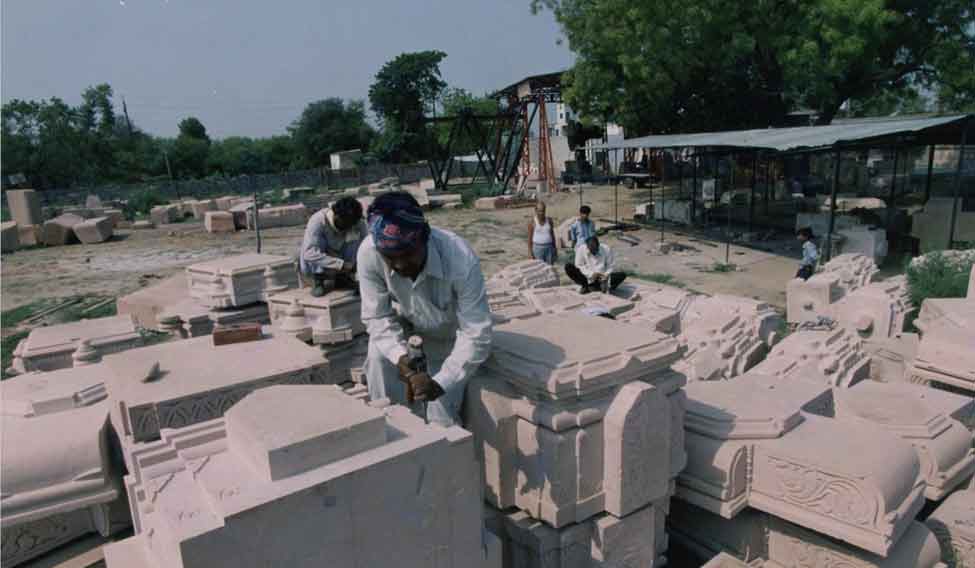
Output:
(1, 184), (806, 313)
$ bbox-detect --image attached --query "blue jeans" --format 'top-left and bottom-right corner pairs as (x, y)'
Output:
(532, 243), (557, 265)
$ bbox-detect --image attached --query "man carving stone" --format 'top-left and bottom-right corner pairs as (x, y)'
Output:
(299, 197), (367, 297)
(358, 191), (493, 426)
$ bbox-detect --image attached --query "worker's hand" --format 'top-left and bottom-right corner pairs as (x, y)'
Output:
(396, 354), (414, 381)
(408, 373), (445, 401)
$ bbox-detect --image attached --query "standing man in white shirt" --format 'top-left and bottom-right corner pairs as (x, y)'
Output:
(358, 191), (493, 426)
(564, 236), (627, 294)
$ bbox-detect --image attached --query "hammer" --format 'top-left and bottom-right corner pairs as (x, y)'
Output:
(406, 335), (429, 423)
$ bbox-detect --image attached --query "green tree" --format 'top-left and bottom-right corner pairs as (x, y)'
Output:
(172, 116), (211, 178)
(368, 50), (448, 162)
(533, 0), (975, 133)
(288, 98), (374, 167)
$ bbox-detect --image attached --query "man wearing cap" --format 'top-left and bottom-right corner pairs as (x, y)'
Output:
(358, 191), (493, 426)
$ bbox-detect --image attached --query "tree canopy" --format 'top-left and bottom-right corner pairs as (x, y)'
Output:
(533, 0), (975, 134)
(368, 50), (448, 162)
(288, 98), (374, 168)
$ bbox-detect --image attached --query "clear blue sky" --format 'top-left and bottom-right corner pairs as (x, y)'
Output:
(2, 0), (573, 138)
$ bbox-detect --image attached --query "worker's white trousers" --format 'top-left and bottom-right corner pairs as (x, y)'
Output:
(365, 334), (465, 427)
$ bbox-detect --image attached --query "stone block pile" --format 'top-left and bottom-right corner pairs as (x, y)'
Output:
(4, 254), (975, 567)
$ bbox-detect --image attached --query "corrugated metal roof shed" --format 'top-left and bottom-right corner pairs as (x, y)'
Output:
(589, 114), (971, 152)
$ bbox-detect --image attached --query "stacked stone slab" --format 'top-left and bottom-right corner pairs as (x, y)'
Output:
(8, 314), (143, 375)
(189, 198), (216, 219)
(521, 285), (637, 317)
(1, 220), (19, 252)
(486, 258), (561, 293)
(102, 334), (329, 449)
(186, 253), (298, 309)
(267, 288), (368, 383)
(157, 297), (270, 339)
(42, 213), (85, 245)
(103, 385), (497, 568)
(616, 285), (699, 334)
(673, 295), (783, 382)
(74, 216), (114, 243)
(244, 203), (308, 229)
(466, 312), (687, 567)
(1, 365), (131, 567)
(674, 374), (928, 559)
(925, 489), (975, 568)
(787, 253), (879, 324)
(5, 189), (43, 226)
(203, 210), (235, 233)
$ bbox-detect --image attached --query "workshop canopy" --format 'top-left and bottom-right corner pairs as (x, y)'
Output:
(589, 114), (972, 152)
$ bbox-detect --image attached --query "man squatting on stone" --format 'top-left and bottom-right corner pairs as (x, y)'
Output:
(359, 191), (494, 427)
(299, 196), (368, 297)
(565, 235), (627, 294)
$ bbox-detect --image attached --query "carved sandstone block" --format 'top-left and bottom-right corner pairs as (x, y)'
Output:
(267, 288), (365, 345)
(116, 274), (190, 329)
(834, 380), (975, 500)
(1, 366), (129, 567)
(749, 327), (870, 387)
(486, 259), (560, 293)
(149, 204), (179, 225)
(787, 253), (878, 324)
(10, 314), (142, 375)
(106, 387), (486, 568)
(908, 299), (975, 394)
(186, 253), (298, 308)
(5, 189), (43, 226)
(925, 490), (975, 568)
(16, 223), (41, 247)
(103, 334), (329, 445)
(467, 313), (683, 528)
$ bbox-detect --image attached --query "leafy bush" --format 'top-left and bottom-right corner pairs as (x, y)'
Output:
(905, 251), (974, 308)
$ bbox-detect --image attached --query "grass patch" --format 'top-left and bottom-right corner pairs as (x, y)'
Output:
(1, 299), (54, 328)
(707, 262), (737, 273)
(630, 272), (686, 288)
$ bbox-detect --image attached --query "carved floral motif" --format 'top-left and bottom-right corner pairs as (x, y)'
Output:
(765, 456), (877, 527)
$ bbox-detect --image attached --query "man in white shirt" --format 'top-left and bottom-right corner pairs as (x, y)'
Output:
(299, 197), (368, 296)
(358, 191), (493, 426)
(564, 236), (627, 294)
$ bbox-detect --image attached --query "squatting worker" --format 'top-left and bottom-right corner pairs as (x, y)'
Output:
(565, 235), (627, 294)
(528, 201), (558, 265)
(358, 191), (493, 426)
(299, 196), (368, 297)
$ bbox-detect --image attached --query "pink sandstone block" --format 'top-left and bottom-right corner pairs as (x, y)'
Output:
(925, 490), (975, 568)
(15, 224), (41, 247)
(1, 220), (19, 252)
(486, 259), (561, 293)
(5, 189), (43, 226)
(10, 314), (142, 375)
(908, 299), (975, 393)
(104, 208), (124, 227)
(834, 380), (975, 500)
(267, 288), (365, 345)
(1, 366), (130, 567)
(106, 389), (486, 568)
(467, 313), (683, 528)
(749, 327), (870, 387)
(203, 210), (235, 233)
(103, 334), (330, 444)
(226, 386), (386, 481)
(186, 253), (299, 308)
(116, 274), (190, 329)
(670, 500), (945, 568)
(74, 216), (114, 244)
(214, 196), (239, 211)
(149, 205), (179, 225)
(678, 376), (926, 556)
(42, 213), (84, 246)
(190, 199), (216, 219)
(131, 220), (154, 230)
